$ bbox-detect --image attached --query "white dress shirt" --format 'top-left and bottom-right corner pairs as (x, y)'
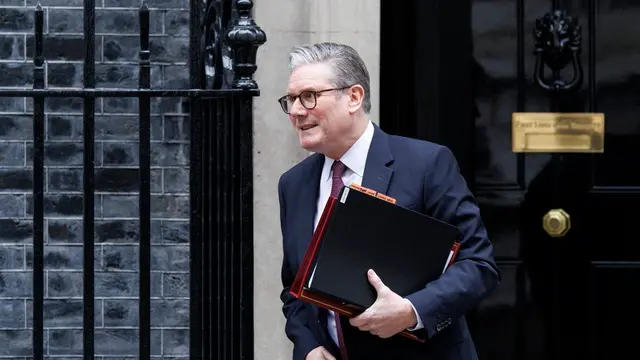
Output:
(312, 120), (424, 345)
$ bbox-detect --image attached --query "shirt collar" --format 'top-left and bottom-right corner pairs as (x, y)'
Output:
(323, 120), (374, 180)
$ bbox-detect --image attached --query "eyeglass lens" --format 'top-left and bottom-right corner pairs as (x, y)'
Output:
(281, 91), (317, 113)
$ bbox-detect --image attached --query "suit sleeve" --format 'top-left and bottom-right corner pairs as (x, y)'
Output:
(278, 176), (321, 360)
(405, 145), (501, 339)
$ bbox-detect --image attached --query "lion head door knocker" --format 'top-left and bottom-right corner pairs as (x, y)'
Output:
(533, 9), (583, 92)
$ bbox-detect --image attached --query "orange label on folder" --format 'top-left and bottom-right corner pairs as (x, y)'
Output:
(376, 193), (397, 204)
(348, 184), (397, 204)
(348, 183), (368, 193)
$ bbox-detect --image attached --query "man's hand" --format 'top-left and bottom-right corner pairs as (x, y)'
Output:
(305, 346), (336, 360)
(349, 269), (418, 338)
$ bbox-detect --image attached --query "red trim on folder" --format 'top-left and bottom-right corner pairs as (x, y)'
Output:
(449, 242), (461, 267)
(290, 196), (337, 296)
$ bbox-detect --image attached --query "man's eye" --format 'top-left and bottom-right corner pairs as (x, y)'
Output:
(301, 92), (315, 100)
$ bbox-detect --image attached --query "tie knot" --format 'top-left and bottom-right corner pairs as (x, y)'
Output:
(331, 160), (346, 179)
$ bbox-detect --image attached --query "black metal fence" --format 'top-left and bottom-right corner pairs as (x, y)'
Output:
(0, 0), (265, 358)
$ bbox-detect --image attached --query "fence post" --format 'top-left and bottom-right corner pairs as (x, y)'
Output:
(32, 4), (45, 360)
(190, 0), (266, 358)
(138, 3), (152, 360)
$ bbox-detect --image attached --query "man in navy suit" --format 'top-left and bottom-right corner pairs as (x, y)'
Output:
(277, 42), (500, 360)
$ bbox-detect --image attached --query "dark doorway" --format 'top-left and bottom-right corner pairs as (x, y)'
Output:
(381, 0), (640, 359)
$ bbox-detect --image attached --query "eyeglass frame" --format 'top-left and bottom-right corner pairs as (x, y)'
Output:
(277, 85), (354, 114)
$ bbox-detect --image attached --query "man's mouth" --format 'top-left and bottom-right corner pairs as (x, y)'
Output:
(299, 124), (317, 131)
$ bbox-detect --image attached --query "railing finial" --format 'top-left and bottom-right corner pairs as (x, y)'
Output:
(226, 0), (266, 90)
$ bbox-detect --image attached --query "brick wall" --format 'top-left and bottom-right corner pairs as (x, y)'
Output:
(0, 0), (191, 358)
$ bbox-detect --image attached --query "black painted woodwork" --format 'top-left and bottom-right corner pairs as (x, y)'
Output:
(381, 1), (640, 359)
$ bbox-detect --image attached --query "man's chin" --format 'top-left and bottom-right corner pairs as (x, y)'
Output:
(298, 137), (321, 153)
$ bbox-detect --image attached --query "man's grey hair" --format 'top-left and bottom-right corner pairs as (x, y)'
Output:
(288, 42), (371, 114)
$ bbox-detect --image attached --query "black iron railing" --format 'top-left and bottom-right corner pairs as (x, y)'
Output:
(0, 0), (265, 359)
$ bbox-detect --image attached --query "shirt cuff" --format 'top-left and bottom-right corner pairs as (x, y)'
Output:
(406, 299), (424, 331)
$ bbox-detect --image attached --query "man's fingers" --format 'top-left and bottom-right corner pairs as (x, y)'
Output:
(369, 327), (389, 338)
(350, 311), (378, 331)
(367, 269), (387, 293)
(349, 316), (360, 327)
(349, 309), (371, 327)
(350, 318), (370, 329)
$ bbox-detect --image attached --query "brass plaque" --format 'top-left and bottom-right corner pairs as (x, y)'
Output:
(512, 112), (604, 153)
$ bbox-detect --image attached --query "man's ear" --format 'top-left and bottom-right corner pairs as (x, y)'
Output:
(347, 85), (365, 114)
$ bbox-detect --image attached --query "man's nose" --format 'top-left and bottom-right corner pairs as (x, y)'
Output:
(289, 98), (308, 116)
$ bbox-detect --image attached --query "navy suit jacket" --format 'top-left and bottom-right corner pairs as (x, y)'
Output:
(278, 124), (500, 360)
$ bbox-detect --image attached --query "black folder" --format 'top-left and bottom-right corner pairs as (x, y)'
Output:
(290, 183), (461, 342)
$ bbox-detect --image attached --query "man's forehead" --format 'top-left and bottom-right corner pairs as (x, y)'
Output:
(286, 82), (327, 96)
(286, 63), (333, 94)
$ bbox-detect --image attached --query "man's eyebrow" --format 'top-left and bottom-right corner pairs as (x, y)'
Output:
(286, 87), (317, 96)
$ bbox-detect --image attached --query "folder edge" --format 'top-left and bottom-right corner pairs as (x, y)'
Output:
(290, 196), (338, 296)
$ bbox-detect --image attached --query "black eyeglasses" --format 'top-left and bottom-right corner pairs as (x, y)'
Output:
(277, 86), (352, 114)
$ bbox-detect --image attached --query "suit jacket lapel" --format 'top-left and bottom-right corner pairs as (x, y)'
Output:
(362, 125), (394, 194)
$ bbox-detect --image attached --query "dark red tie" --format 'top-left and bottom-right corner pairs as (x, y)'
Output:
(330, 160), (349, 359)
(330, 160), (346, 198)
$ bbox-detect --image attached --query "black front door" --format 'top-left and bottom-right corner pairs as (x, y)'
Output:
(381, 1), (640, 359)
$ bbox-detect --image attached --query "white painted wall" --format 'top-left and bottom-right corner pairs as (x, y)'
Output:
(252, 0), (380, 358)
